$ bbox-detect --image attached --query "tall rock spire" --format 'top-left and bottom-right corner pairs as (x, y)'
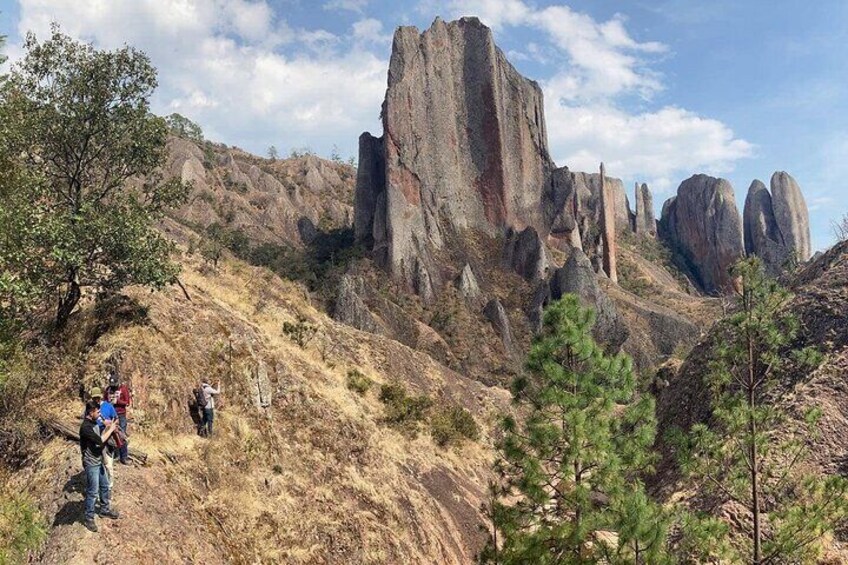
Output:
(354, 17), (553, 293)
(635, 182), (656, 236)
(600, 163), (618, 283)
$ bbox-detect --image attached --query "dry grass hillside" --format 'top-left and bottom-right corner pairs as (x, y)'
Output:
(4, 223), (510, 564)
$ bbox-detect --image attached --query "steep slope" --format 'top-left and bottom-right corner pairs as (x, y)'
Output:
(10, 228), (509, 564)
(657, 240), (848, 477)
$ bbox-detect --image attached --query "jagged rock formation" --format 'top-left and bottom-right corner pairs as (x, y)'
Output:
(599, 163), (618, 283)
(547, 168), (633, 250)
(549, 249), (628, 350)
(355, 16), (552, 291)
(743, 180), (786, 274)
(743, 172), (811, 274)
(660, 175), (744, 294)
(635, 182), (655, 236)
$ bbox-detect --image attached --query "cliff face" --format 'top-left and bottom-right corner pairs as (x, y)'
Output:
(355, 17), (552, 290)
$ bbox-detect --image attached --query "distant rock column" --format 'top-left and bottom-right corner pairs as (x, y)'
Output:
(635, 182), (656, 236)
(599, 163), (618, 283)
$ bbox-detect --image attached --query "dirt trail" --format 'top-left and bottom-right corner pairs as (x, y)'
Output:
(34, 441), (227, 565)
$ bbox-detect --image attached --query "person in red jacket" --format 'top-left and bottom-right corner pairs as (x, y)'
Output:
(106, 371), (132, 464)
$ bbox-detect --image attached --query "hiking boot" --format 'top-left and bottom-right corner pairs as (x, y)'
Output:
(99, 508), (120, 519)
(84, 518), (98, 532)
(119, 459), (130, 465)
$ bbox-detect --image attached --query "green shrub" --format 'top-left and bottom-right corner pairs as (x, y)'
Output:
(346, 369), (373, 395)
(379, 383), (432, 431)
(0, 489), (46, 563)
(282, 315), (317, 348)
(429, 405), (480, 446)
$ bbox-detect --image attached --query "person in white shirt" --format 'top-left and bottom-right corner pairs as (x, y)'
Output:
(200, 381), (221, 436)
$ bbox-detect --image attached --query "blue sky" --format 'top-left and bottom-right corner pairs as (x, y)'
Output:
(1, 0), (846, 250)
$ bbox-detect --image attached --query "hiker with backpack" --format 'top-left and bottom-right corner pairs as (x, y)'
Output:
(80, 400), (121, 532)
(106, 371), (132, 464)
(198, 380), (221, 437)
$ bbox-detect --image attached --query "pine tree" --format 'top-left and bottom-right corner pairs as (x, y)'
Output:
(677, 257), (848, 564)
(481, 295), (668, 564)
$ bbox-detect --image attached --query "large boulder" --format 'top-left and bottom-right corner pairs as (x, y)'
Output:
(354, 17), (552, 292)
(659, 175), (744, 294)
(770, 171), (811, 262)
(549, 249), (628, 350)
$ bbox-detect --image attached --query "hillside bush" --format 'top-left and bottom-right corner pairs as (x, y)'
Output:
(282, 315), (317, 349)
(378, 383), (432, 431)
(346, 369), (373, 395)
(429, 405), (480, 446)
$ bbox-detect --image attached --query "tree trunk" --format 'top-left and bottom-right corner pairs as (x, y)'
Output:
(55, 278), (81, 330)
(749, 334), (761, 565)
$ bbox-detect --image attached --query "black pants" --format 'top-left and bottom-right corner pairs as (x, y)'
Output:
(202, 408), (214, 436)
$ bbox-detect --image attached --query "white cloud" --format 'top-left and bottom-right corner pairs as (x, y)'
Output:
(323, 0), (369, 15)
(13, 0), (387, 157)
(546, 102), (754, 193)
(352, 18), (393, 46)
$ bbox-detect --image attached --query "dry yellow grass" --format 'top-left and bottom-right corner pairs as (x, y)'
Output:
(9, 241), (510, 564)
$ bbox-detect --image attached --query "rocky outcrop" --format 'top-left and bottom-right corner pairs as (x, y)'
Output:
(549, 249), (628, 350)
(660, 175), (744, 294)
(355, 17), (552, 292)
(547, 166), (633, 268)
(635, 183), (655, 236)
(770, 171), (811, 262)
(743, 173), (811, 273)
(503, 227), (549, 281)
(599, 163), (618, 283)
(456, 264), (482, 305)
(166, 139), (354, 248)
(483, 298), (515, 354)
(334, 275), (384, 335)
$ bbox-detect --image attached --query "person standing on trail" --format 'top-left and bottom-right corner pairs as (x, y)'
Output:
(80, 400), (121, 532)
(85, 387), (118, 492)
(200, 380), (222, 437)
(106, 372), (132, 465)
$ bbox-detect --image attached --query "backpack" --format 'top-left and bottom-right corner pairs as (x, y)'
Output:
(194, 387), (208, 409)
